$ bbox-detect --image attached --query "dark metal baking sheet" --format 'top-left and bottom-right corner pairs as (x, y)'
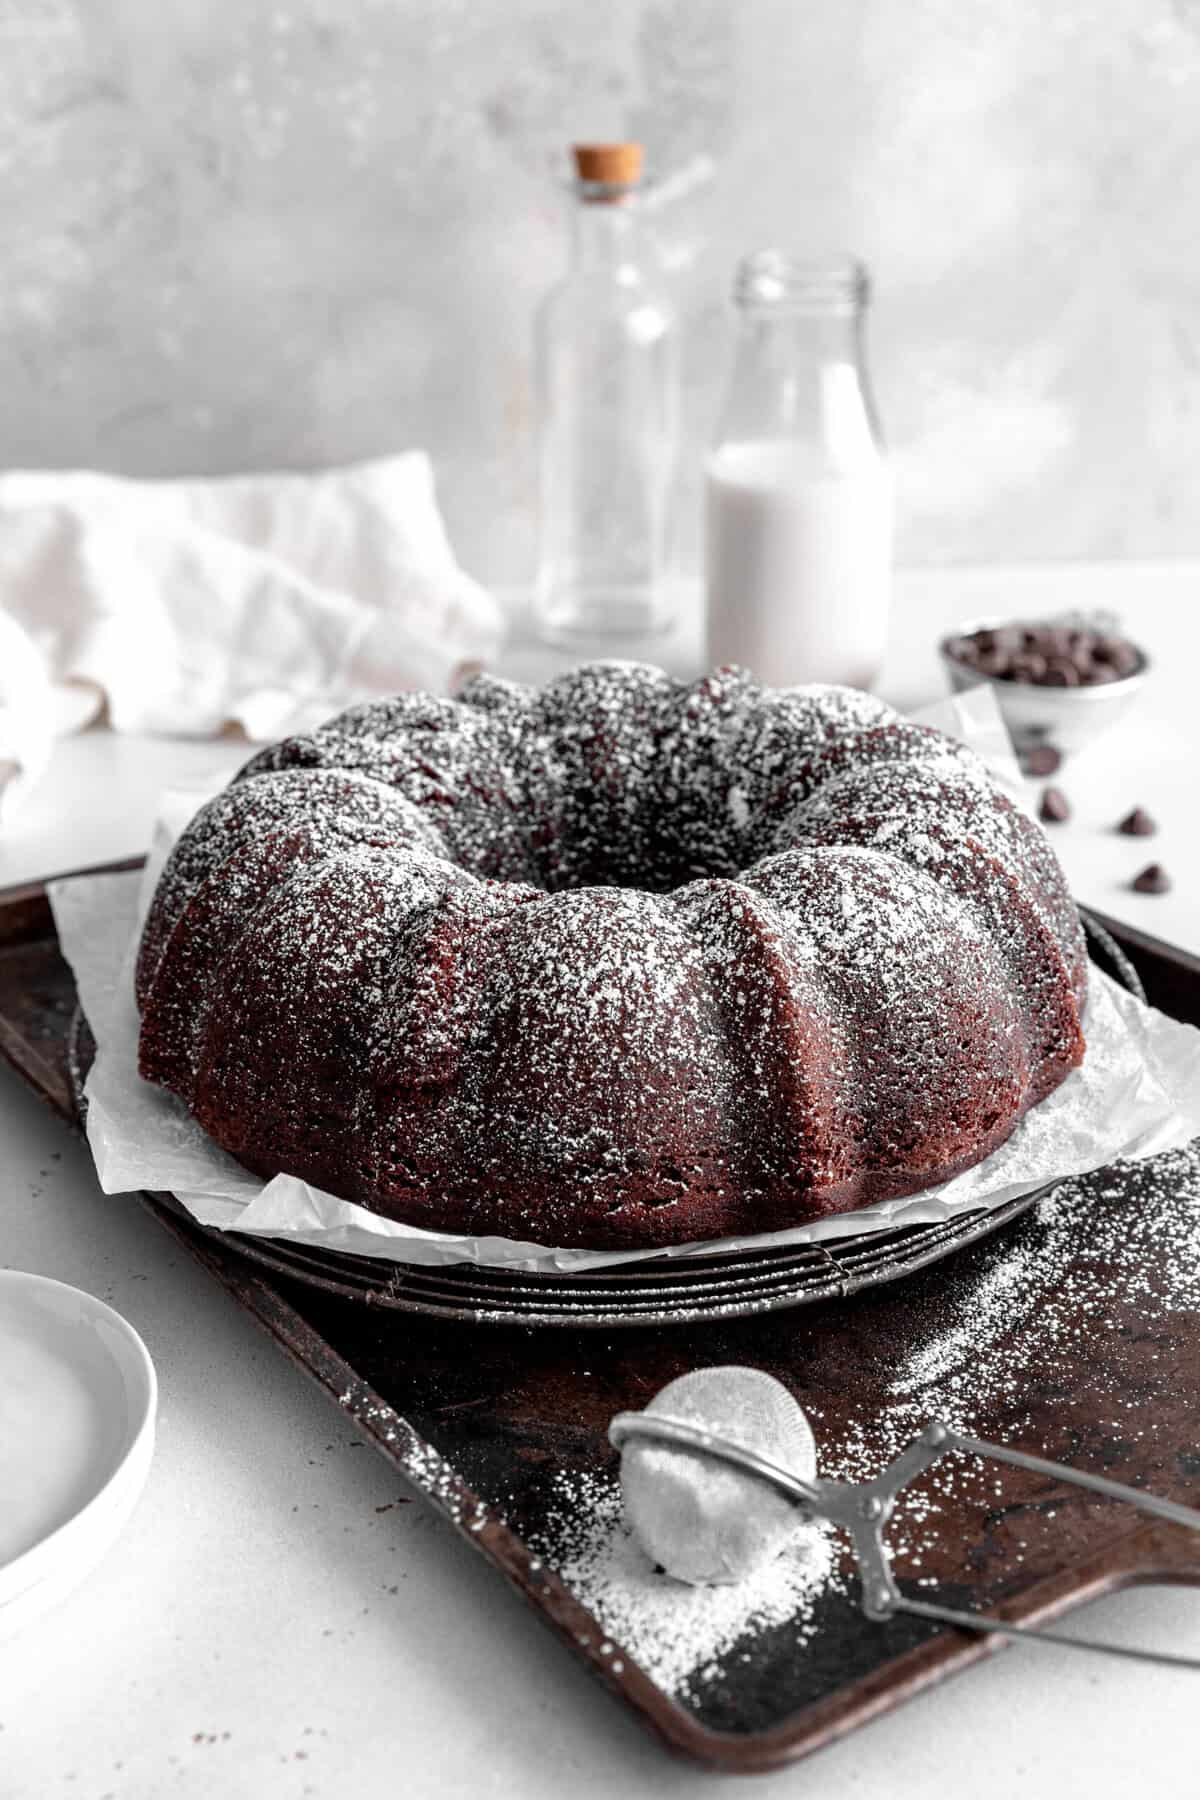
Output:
(8, 863), (1200, 1772)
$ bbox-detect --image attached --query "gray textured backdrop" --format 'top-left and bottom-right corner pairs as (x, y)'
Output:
(2, 0), (1198, 584)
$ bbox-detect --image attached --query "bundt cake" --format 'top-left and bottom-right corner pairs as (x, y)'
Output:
(135, 662), (1087, 1250)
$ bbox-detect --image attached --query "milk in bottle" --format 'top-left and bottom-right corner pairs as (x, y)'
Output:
(705, 255), (892, 689)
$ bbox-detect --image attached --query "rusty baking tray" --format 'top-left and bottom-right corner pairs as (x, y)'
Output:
(6, 863), (1200, 1771)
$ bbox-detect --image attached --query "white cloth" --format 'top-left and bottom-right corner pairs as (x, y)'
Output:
(0, 453), (505, 810)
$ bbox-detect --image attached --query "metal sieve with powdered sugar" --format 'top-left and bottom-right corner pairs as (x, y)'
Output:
(515, 1141), (1200, 1707)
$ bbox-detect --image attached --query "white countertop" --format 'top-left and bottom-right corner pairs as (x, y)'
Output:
(3, 564), (1199, 1799)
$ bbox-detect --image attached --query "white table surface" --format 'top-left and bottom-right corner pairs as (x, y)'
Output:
(3, 563), (1199, 1799)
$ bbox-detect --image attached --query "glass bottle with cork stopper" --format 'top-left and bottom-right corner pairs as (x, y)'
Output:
(533, 142), (679, 645)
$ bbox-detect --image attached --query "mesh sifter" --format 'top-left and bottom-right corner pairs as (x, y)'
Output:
(610, 1373), (1200, 1671)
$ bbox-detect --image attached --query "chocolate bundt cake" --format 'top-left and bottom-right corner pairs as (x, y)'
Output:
(136, 663), (1087, 1249)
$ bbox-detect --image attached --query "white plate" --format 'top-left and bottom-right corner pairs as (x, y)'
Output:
(0, 1271), (156, 1636)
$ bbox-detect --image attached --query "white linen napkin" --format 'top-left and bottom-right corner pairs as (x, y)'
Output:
(0, 452), (505, 767)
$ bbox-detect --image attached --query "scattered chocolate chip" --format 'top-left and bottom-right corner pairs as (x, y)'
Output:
(1131, 862), (1170, 894)
(1117, 806), (1156, 838)
(1025, 744), (1062, 776)
(1039, 786), (1071, 823)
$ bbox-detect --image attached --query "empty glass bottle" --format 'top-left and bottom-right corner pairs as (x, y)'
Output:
(534, 143), (679, 644)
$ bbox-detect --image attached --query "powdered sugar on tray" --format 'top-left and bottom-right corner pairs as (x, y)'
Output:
(889, 1238), (1040, 1399)
(528, 1142), (1200, 1694)
(536, 1469), (842, 1700)
(812, 1139), (1200, 1574)
(888, 1141), (1200, 1416)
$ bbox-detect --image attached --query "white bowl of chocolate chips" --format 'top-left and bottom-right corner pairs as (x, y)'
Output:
(940, 614), (1147, 772)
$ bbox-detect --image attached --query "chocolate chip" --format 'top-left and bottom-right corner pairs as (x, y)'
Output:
(1043, 659), (1082, 687)
(1024, 743), (1062, 775)
(1117, 806), (1156, 837)
(1095, 637), (1140, 676)
(1131, 862), (1170, 894)
(1039, 786), (1071, 823)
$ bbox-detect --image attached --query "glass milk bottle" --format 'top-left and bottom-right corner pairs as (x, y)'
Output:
(534, 143), (679, 644)
(705, 253), (892, 689)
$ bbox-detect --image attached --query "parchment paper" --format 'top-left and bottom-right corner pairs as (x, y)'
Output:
(49, 689), (1200, 1274)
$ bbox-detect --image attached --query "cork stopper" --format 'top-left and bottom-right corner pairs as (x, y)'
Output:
(572, 143), (644, 188)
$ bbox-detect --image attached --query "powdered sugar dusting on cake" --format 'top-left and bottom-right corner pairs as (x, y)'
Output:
(788, 755), (1086, 999)
(136, 660), (1087, 1249)
(239, 691), (538, 883)
(135, 767), (450, 1003)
